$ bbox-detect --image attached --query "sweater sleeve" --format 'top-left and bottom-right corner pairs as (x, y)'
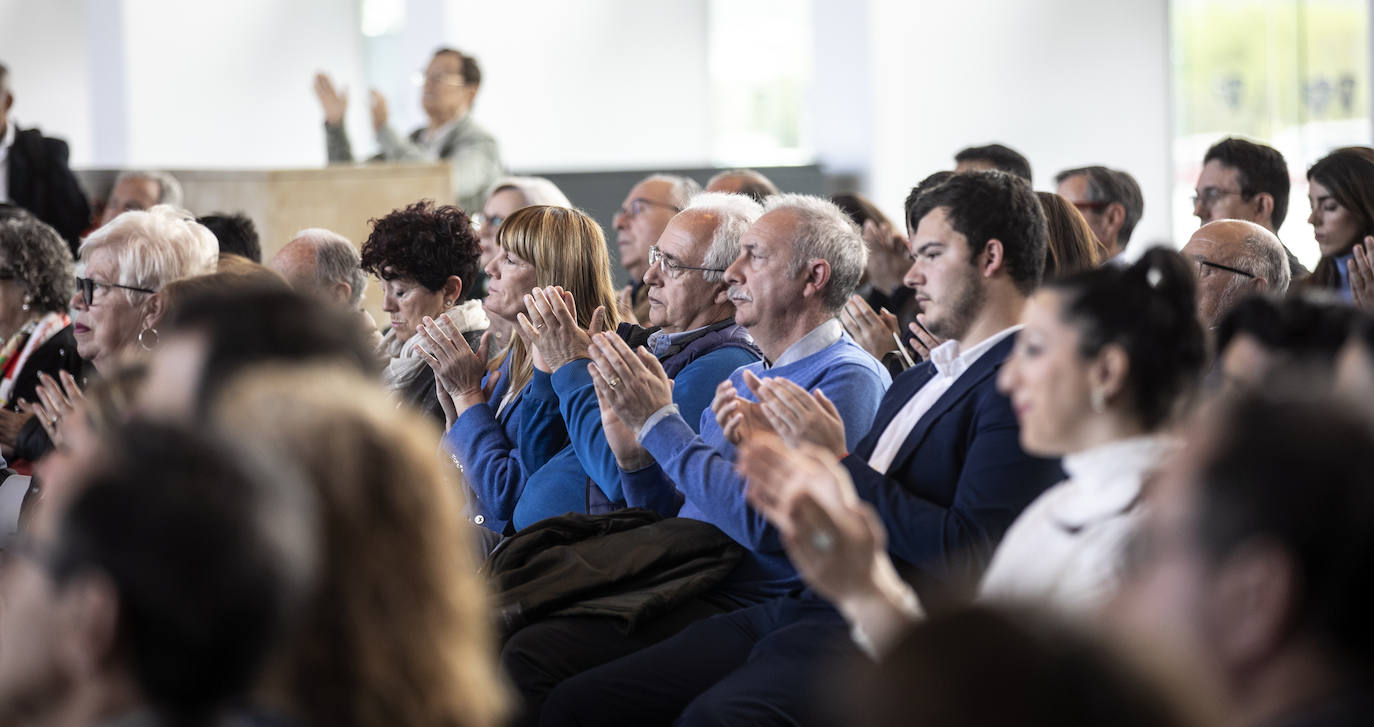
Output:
(443, 403), (525, 522)
(516, 370), (570, 475)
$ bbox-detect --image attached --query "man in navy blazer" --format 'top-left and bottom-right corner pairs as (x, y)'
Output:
(548, 171), (1064, 726)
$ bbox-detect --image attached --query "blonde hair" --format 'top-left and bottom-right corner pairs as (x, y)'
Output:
(213, 365), (508, 727)
(495, 205), (621, 396)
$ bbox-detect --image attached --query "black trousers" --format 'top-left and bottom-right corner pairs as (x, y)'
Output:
(501, 594), (739, 727)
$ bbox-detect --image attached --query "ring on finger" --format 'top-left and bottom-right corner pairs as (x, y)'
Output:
(809, 530), (835, 554)
(608, 376), (622, 388)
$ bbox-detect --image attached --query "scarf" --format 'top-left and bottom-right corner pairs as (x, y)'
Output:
(379, 300), (490, 395)
(0, 312), (70, 408)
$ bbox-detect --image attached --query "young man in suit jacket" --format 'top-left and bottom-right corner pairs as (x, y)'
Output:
(547, 171), (1064, 726)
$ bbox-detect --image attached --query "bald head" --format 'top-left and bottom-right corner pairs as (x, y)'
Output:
(270, 229), (366, 308)
(705, 169), (779, 204)
(1182, 219), (1291, 330)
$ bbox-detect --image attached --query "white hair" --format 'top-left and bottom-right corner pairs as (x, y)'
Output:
(113, 170), (184, 208)
(1235, 225), (1292, 294)
(764, 193), (867, 312)
(79, 204), (218, 300)
(641, 173), (702, 210)
(488, 176), (572, 208)
(290, 228), (367, 307)
(683, 192), (763, 282)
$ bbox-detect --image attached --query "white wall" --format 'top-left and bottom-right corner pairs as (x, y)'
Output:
(860, 0), (1174, 251)
(0, 0), (95, 164)
(443, 0), (713, 172)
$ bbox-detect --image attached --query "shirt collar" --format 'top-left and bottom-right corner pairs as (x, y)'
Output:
(420, 113), (466, 146)
(929, 325), (1022, 380)
(648, 321), (717, 356)
(1054, 434), (1176, 528)
(771, 318), (844, 368)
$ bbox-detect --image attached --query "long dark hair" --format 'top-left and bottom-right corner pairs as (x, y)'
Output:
(1304, 147), (1374, 290)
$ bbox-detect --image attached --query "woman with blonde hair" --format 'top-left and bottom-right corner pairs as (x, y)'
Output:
(417, 204), (620, 536)
(213, 364), (508, 727)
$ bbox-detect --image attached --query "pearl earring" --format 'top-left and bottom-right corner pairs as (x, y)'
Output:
(1090, 388), (1107, 414)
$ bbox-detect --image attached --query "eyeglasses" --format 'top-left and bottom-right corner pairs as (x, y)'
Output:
(473, 213), (504, 232)
(1192, 187), (1245, 207)
(75, 276), (156, 307)
(1192, 257), (1255, 280)
(616, 198), (681, 220)
(411, 71), (466, 88)
(648, 245), (725, 279)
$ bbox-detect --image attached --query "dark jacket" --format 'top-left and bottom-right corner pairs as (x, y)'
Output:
(486, 509), (743, 636)
(9, 326), (89, 465)
(6, 127), (91, 253)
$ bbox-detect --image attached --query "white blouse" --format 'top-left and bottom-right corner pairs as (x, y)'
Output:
(977, 435), (1174, 612)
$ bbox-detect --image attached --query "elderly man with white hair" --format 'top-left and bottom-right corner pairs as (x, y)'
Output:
(270, 228), (368, 308)
(1181, 218), (1292, 331)
(613, 173), (701, 323)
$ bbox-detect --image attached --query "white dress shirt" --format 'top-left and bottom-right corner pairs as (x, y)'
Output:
(865, 325), (1020, 473)
(978, 434), (1174, 611)
(0, 119), (16, 202)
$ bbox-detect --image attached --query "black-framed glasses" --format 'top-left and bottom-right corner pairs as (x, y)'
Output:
(1193, 257), (1255, 280)
(648, 245), (725, 279)
(1191, 187), (1245, 207)
(1070, 200), (1111, 214)
(75, 276), (156, 307)
(617, 198), (681, 220)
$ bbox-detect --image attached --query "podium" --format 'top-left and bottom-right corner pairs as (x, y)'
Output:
(78, 162), (453, 330)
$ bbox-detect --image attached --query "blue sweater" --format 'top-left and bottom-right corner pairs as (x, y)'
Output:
(622, 335), (891, 603)
(443, 357), (569, 534)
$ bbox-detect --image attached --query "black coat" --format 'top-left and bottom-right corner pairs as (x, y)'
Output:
(6, 127), (91, 253)
(9, 325), (89, 463)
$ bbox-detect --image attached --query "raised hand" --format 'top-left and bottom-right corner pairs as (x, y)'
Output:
(585, 332), (672, 434)
(1350, 236), (1374, 312)
(369, 89), (389, 132)
(710, 369), (775, 445)
(589, 360), (655, 471)
(907, 314), (945, 363)
(19, 370), (85, 449)
(518, 286), (608, 373)
(754, 376), (846, 457)
(417, 316), (490, 418)
(841, 294), (903, 362)
(313, 73), (348, 125)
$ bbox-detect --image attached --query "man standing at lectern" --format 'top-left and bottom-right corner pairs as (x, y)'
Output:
(315, 48), (504, 215)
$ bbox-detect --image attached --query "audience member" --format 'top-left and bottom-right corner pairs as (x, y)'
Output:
(197, 211), (261, 262)
(214, 365), (509, 727)
(360, 200), (486, 422)
(705, 169), (779, 203)
(0, 217), (83, 467)
(475, 177), (573, 350)
(613, 173), (700, 323)
(1194, 137), (1307, 278)
(1303, 146), (1374, 307)
(1114, 394), (1374, 726)
(953, 143), (1032, 182)
(1036, 191), (1103, 277)
(317, 48), (504, 214)
(743, 248), (1204, 659)
(418, 205), (618, 536)
(1054, 165), (1143, 261)
(549, 176), (1057, 725)
(1214, 293), (1355, 392)
(1180, 219), (1290, 332)
(0, 419), (318, 727)
(0, 63), (91, 250)
(497, 193), (765, 720)
(270, 227), (368, 308)
(100, 170), (183, 227)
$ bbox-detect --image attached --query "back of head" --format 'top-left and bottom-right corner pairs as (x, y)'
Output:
(53, 419), (317, 722)
(112, 170), (183, 209)
(1053, 166), (1145, 245)
(162, 286), (380, 415)
(154, 258), (290, 328)
(831, 192), (893, 231)
(489, 176), (572, 208)
(360, 200), (482, 300)
(1216, 293), (1356, 372)
(954, 143), (1033, 182)
(1204, 138), (1291, 228)
(1047, 248), (1205, 431)
(845, 605), (1202, 727)
(1221, 219), (1292, 294)
(0, 215), (74, 314)
(1193, 394), (1374, 673)
(762, 193), (867, 312)
(705, 169), (780, 203)
(197, 212), (261, 263)
(907, 171), (1048, 295)
(683, 192), (764, 280)
(78, 205), (218, 290)
(1035, 191), (1103, 277)
(1306, 146), (1374, 250)
(287, 229), (366, 307)
(213, 365), (508, 727)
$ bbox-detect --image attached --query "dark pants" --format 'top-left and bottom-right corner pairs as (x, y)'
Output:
(541, 596), (859, 727)
(502, 595), (739, 727)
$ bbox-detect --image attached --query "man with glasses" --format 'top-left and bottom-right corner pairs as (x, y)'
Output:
(612, 173), (701, 323)
(315, 47), (504, 214)
(1054, 165), (1144, 262)
(1181, 219), (1290, 332)
(1193, 137), (1308, 279)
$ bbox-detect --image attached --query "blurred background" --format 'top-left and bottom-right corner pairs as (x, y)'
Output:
(2, 0), (1370, 266)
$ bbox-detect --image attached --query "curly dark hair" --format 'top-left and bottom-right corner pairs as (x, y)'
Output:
(359, 200), (482, 300)
(0, 216), (76, 313)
